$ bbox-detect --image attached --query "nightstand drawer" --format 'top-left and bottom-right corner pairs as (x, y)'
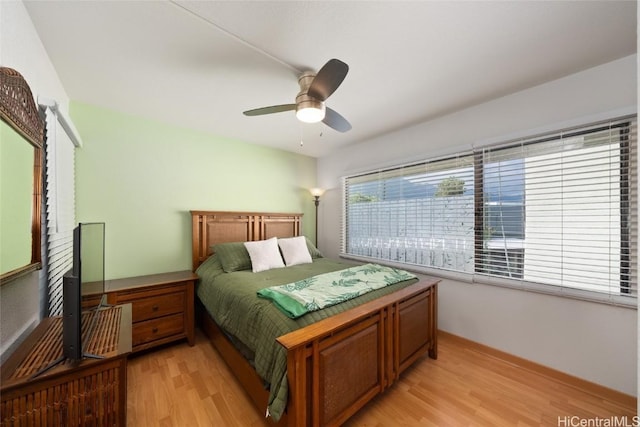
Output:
(126, 291), (185, 323)
(132, 313), (185, 347)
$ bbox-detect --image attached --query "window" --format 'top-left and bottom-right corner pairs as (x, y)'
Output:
(342, 117), (637, 304)
(344, 155), (475, 272)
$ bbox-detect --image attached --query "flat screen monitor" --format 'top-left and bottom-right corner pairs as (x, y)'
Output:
(62, 222), (105, 361)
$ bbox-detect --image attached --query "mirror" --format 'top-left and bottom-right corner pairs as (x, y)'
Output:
(0, 67), (44, 284)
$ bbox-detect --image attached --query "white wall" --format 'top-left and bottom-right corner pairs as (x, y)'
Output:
(318, 55), (638, 396)
(0, 0), (71, 360)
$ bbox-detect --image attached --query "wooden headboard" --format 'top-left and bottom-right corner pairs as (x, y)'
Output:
(191, 211), (303, 271)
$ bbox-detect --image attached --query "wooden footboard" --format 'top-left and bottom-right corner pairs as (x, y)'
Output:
(277, 280), (437, 427)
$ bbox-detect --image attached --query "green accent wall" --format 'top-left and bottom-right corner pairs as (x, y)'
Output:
(70, 102), (318, 280)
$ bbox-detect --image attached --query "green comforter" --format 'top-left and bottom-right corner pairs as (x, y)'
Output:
(196, 256), (419, 421)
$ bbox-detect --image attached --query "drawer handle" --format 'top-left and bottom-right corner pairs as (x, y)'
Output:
(152, 305), (159, 312)
(152, 327), (158, 334)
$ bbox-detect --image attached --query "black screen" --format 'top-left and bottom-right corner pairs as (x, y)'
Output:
(62, 222), (105, 361)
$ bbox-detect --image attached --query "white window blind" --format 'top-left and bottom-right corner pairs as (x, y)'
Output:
(343, 154), (475, 272)
(342, 116), (636, 305)
(43, 107), (77, 316)
(475, 118), (637, 303)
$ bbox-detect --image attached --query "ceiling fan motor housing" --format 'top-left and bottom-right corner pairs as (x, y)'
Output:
(296, 72), (325, 122)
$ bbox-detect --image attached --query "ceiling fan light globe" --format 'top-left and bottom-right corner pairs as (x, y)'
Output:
(297, 107), (325, 123)
(296, 101), (326, 123)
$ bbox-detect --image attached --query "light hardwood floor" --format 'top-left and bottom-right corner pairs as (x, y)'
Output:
(127, 330), (635, 426)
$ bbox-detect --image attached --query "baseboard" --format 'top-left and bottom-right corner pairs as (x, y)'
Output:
(438, 330), (637, 409)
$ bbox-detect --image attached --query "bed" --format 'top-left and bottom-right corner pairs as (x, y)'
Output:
(191, 210), (438, 427)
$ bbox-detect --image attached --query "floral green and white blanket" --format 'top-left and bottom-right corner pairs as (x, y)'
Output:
(257, 263), (417, 318)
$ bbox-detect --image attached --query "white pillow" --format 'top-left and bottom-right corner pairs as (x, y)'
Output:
(244, 237), (285, 273)
(278, 236), (313, 267)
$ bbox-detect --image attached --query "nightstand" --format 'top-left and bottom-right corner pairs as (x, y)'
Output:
(105, 270), (197, 353)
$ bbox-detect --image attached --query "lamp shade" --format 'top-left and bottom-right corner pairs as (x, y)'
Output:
(310, 188), (325, 197)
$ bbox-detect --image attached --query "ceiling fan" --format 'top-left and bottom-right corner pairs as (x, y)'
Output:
(243, 59), (352, 133)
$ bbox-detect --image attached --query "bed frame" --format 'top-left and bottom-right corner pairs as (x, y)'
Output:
(191, 210), (438, 427)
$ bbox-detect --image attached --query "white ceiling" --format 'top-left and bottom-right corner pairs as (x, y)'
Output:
(24, 1), (637, 158)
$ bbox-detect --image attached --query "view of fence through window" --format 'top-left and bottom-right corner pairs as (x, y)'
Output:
(344, 119), (635, 298)
(346, 158), (475, 272)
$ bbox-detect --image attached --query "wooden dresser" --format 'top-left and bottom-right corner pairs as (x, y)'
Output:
(105, 270), (197, 353)
(0, 305), (132, 427)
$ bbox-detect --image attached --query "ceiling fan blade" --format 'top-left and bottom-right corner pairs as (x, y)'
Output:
(323, 107), (351, 133)
(307, 59), (349, 101)
(243, 104), (296, 116)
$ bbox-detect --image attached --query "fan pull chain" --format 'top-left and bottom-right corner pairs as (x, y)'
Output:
(299, 123), (304, 147)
